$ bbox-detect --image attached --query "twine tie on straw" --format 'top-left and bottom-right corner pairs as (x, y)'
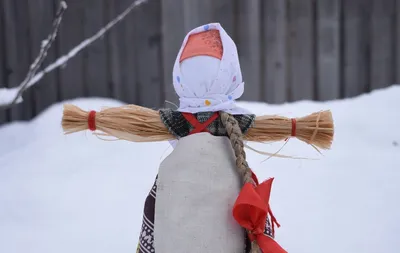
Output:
(291, 118), (297, 137)
(88, 110), (96, 131)
(284, 118), (297, 141)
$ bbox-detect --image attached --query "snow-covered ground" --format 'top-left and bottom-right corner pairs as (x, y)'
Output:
(0, 85), (399, 253)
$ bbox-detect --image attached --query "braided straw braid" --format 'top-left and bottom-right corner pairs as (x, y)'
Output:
(220, 112), (261, 253)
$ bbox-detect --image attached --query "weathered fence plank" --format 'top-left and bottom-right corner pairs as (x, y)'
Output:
(0, 0), (11, 124)
(183, 0), (213, 32)
(106, 0), (123, 101)
(237, 0), (262, 102)
(123, 3), (139, 105)
(161, 0), (185, 107)
(263, 0), (288, 103)
(83, 0), (109, 98)
(397, 0), (400, 84)
(343, 0), (370, 97)
(28, 0), (59, 115)
(0, 0), (7, 124)
(14, 0), (34, 120)
(316, 0), (340, 100)
(134, 0), (163, 109)
(58, 0), (85, 101)
(0, 1), (8, 125)
(2, 0), (33, 121)
(287, 0), (315, 101)
(370, 0), (396, 90)
(213, 0), (235, 36)
(107, 0), (138, 104)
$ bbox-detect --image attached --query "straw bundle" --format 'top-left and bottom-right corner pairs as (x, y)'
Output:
(248, 111), (333, 150)
(62, 103), (334, 149)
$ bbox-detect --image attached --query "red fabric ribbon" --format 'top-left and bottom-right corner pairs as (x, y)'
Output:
(285, 118), (297, 141)
(233, 177), (287, 253)
(88, 110), (96, 131)
(250, 169), (259, 185)
(291, 118), (297, 137)
(182, 112), (219, 135)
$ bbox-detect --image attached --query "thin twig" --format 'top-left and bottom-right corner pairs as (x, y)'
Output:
(0, 1), (67, 109)
(0, 0), (149, 109)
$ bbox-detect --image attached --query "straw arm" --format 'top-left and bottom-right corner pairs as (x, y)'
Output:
(61, 103), (334, 149)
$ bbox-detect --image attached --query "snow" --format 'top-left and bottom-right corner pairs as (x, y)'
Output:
(60, 1), (67, 9)
(0, 87), (23, 105)
(1, 85), (399, 253)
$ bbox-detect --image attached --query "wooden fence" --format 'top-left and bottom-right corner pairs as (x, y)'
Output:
(0, 0), (399, 125)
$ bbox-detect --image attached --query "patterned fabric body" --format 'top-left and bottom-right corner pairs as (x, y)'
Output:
(136, 177), (157, 253)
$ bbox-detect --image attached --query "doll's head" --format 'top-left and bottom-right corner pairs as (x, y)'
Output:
(173, 23), (249, 115)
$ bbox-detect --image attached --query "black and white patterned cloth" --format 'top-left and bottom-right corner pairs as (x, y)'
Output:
(159, 109), (255, 138)
(136, 178), (157, 253)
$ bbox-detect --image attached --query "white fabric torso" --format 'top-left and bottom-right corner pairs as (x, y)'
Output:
(155, 132), (245, 253)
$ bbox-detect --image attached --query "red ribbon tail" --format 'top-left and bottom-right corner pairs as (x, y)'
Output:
(256, 234), (288, 253)
(250, 169), (259, 185)
(269, 207), (281, 235)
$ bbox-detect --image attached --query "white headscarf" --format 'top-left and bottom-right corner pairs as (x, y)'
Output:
(172, 22), (250, 115)
(168, 23), (250, 148)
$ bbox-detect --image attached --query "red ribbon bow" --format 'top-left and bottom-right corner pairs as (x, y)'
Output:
(233, 175), (287, 253)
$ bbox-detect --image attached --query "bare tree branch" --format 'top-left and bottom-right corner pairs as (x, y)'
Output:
(0, 1), (67, 109)
(0, 0), (149, 110)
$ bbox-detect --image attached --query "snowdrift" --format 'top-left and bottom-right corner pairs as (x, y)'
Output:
(0, 86), (399, 253)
